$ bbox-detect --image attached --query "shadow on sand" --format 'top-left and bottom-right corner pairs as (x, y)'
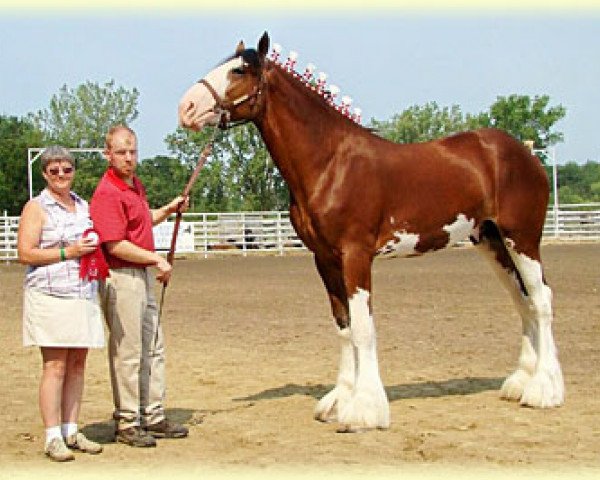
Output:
(80, 408), (196, 444)
(232, 376), (504, 403)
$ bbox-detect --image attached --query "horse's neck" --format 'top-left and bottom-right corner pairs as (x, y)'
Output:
(255, 66), (345, 204)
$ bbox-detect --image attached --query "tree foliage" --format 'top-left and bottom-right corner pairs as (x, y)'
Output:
(30, 80), (139, 148)
(371, 94), (566, 167)
(556, 161), (600, 204)
(484, 94), (566, 148)
(136, 155), (190, 208)
(165, 124), (288, 212)
(371, 102), (473, 144)
(26, 80), (140, 201)
(0, 116), (45, 215)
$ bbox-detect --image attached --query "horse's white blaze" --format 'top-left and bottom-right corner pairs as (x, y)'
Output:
(179, 57), (244, 130)
(204, 57), (244, 97)
(377, 231), (420, 257)
(443, 213), (476, 245)
(335, 288), (390, 430)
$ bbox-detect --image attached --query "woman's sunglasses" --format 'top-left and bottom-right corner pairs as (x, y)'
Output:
(47, 166), (74, 176)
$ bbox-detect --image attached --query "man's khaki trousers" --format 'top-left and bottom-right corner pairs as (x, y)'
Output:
(100, 267), (166, 430)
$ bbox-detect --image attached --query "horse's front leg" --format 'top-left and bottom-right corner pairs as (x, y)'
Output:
(337, 248), (390, 432)
(313, 255), (355, 424)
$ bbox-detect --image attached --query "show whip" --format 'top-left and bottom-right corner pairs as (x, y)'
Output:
(158, 127), (220, 320)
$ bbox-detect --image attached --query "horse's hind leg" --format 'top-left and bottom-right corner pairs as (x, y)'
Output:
(476, 221), (564, 408)
(504, 243), (564, 407)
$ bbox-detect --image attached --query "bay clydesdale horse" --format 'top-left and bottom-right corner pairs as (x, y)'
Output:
(178, 32), (564, 432)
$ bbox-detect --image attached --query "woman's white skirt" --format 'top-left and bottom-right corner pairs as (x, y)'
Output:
(23, 288), (105, 348)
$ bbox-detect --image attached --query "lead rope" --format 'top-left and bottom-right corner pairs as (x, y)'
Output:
(157, 124), (222, 322)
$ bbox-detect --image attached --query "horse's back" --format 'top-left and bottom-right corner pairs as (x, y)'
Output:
(357, 128), (549, 254)
(387, 127), (549, 212)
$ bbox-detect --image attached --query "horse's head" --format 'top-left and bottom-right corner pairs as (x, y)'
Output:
(178, 32), (270, 131)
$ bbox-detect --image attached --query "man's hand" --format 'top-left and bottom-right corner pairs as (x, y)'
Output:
(166, 195), (190, 215)
(152, 195), (190, 226)
(155, 256), (173, 284)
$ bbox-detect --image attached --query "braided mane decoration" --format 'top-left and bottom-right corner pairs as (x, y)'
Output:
(268, 43), (362, 124)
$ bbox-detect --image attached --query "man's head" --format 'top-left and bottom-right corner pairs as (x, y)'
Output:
(104, 125), (138, 182)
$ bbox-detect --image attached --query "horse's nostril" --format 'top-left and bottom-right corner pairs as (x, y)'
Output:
(179, 101), (196, 126)
(182, 101), (195, 116)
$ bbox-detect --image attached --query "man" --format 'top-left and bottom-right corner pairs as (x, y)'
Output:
(90, 125), (189, 448)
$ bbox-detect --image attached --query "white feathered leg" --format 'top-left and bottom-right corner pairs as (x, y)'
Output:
(314, 326), (355, 423)
(336, 288), (390, 432)
(507, 251), (564, 407)
(476, 242), (537, 400)
(477, 240), (564, 407)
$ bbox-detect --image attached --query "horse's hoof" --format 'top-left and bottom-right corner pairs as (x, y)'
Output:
(336, 424), (369, 433)
(314, 415), (336, 424)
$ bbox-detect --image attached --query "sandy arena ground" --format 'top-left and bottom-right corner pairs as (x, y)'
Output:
(1, 243), (599, 479)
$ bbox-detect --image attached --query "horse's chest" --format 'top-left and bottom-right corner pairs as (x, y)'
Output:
(289, 206), (336, 254)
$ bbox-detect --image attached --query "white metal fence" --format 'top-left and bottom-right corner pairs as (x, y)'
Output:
(2, 204), (600, 262)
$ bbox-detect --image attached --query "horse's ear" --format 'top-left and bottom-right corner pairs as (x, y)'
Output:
(235, 40), (245, 55)
(258, 32), (269, 59)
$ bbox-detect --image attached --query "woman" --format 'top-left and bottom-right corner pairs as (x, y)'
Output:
(18, 146), (105, 462)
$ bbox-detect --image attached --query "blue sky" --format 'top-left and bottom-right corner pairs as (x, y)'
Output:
(0, 7), (599, 164)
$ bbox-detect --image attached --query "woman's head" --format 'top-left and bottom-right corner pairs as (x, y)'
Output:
(40, 146), (75, 192)
(40, 145), (75, 172)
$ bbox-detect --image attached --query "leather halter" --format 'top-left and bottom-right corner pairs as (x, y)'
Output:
(199, 66), (265, 129)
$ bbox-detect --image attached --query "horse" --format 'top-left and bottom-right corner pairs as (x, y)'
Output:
(178, 32), (564, 432)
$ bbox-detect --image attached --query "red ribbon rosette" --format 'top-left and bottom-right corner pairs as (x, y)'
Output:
(79, 228), (110, 280)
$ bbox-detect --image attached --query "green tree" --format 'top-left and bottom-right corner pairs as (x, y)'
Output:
(165, 127), (231, 212)
(136, 155), (189, 208)
(556, 161), (600, 204)
(165, 125), (288, 212)
(0, 116), (45, 214)
(371, 102), (468, 144)
(30, 79), (140, 200)
(31, 79), (139, 148)
(221, 124), (287, 211)
(371, 94), (565, 168)
(484, 94), (566, 149)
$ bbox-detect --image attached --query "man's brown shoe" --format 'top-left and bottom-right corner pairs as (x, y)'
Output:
(116, 426), (156, 447)
(146, 419), (189, 439)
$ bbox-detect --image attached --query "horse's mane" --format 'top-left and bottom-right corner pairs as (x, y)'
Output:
(235, 44), (365, 127)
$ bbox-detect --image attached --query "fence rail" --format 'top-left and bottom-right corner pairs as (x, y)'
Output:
(2, 204), (600, 262)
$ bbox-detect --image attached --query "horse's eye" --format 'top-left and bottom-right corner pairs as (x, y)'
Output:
(232, 67), (244, 75)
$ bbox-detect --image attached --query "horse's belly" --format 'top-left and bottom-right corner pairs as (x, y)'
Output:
(376, 213), (478, 258)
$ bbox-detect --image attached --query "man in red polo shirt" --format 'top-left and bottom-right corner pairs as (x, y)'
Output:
(90, 125), (189, 448)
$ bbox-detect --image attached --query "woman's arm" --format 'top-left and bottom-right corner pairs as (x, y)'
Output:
(17, 200), (97, 266)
